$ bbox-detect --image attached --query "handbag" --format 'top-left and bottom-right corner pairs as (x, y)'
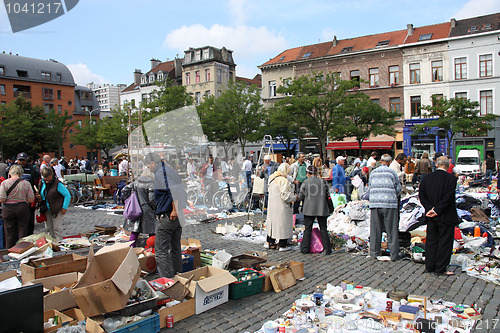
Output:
(309, 228), (324, 253)
(123, 191), (142, 220)
(324, 180), (334, 215)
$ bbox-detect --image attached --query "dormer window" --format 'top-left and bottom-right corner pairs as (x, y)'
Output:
(141, 75), (147, 84)
(185, 52), (191, 63)
(17, 70), (28, 77)
(149, 74), (155, 83)
(195, 50), (201, 61)
(341, 46), (353, 53)
(302, 52), (312, 59)
(0, 66), (4, 75)
(203, 48), (209, 59)
(41, 71), (51, 80)
(376, 40), (390, 47)
(418, 33), (432, 41)
(157, 71), (163, 80)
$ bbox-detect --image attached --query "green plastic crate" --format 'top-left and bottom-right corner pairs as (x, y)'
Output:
(229, 268), (265, 300)
(110, 313), (160, 333)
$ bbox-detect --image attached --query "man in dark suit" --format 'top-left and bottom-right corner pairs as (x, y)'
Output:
(419, 156), (460, 276)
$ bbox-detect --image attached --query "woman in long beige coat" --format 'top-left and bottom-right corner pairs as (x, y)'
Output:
(264, 163), (298, 251)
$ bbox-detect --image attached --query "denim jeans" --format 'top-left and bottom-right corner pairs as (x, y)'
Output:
(155, 215), (182, 278)
(485, 169), (493, 182)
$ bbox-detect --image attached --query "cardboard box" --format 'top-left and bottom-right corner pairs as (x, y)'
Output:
(71, 243), (141, 317)
(21, 253), (87, 284)
(27, 272), (79, 311)
(261, 261), (304, 292)
(181, 239), (201, 268)
(134, 248), (157, 273)
(157, 298), (196, 328)
(175, 266), (237, 314)
(62, 308), (85, 322)
(43, 309), (76, 332)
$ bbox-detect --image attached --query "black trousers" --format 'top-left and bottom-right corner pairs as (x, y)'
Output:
(293, 182), (303, 214)
(425, 221), (454, 273)
(266, 235), (287, 248)
(2, 202), (30, 248)
(301, 215), (331, 254)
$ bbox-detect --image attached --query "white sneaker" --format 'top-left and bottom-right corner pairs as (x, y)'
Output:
(279, 247), (291, 252)
(263, 243), (269, 249)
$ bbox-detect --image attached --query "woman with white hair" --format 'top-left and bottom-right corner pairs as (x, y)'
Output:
(0, 164), (35, 247)
(264, 163), (298, 251)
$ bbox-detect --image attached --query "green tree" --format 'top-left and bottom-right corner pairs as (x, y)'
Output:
(143, 79), (193, 121)
(198, 94), (238, 160)
(71, 118), (100, 160)
(0, 96), (47, 158)
(331, 92), (399, 156)
(96, 108), (129, 158)
(199, 80), (264, 157)
(262, 104), (304, 157)
(44, 109), (75, 157)
(412, 95), (499, 157)
(276, 72), (359, 159)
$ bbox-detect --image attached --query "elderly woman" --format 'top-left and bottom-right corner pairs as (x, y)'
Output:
(0, 165), (35, 247)
(37, 167), (71, 241)
(299, 166), (332, 255)
(264, 163), (298, 251)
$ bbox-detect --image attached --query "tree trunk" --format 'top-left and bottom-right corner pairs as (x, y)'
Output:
(358, 139), (364, 157)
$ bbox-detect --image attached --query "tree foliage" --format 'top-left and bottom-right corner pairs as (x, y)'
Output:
(143, 79), (193, 121)
(45, 109), (75, 157)
(0, 96), (54, 158)
(412, 95), (499, 156)
(276, 72), (359, 159)
(261, 103), (304, 157)
(96, 107), (129, 158)
(71, 118), (100, 159)
(198, 80), (264, 157)
(332, 92), (398, 156)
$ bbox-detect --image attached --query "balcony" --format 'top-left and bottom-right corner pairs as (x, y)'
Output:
(14, 91), (31, 98)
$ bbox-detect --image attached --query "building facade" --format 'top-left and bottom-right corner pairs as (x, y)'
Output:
(182, 46), (236, 105)
(86, 82), (126, 118)
(0, 52), (98, 159)
(260, 13), (500, 160)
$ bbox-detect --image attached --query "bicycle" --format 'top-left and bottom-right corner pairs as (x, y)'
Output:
(66, 180), (93, 204)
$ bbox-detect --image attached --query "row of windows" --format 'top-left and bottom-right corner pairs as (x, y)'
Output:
(185, 49), (211, 63)
(185, 68), (221, 85)
(0, 66), (62, 82)
(0, 84), (63, 100)
(141, 71), (166, 84)
(409, 90), (493, 117)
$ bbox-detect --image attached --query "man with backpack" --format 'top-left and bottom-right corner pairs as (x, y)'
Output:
(148, 153), (187, 278)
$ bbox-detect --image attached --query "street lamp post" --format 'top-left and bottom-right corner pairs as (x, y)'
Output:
(87, 108), (99, 162)
(88, 108), (99, 121)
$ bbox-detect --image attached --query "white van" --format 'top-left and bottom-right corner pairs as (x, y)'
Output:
(455, 149), (482, 178)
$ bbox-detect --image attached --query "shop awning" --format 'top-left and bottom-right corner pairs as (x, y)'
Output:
(326, 141), (394, 150)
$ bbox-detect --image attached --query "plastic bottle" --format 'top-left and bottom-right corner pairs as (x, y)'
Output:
(474, 226), (481, 237)
(279, 323), (286, 333)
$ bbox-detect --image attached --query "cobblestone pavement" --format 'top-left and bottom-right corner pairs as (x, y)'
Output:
(33, 206), (500, 333)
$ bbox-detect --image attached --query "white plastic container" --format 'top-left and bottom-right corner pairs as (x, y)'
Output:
(211, 250), (232, 269)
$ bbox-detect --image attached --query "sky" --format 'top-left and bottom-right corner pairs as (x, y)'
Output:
(1, 0), (500, 87)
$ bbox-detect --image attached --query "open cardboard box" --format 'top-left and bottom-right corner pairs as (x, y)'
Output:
(175, 266), (237, 314)
(181, 239), (201, 268)
(134, 247), (157, 273)
(71, 243), (140, 317)
(43, 309), (76, 332)
(21, 253), (87, 284)
(260, 260), (304, 292)
(25, 272), (80, 311)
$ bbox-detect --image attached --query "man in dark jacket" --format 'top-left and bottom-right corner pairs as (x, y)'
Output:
(419, 156), (460, 276)
(149, 153), (186, 278)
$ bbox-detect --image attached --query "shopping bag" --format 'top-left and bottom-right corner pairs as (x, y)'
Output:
(332, 193), (346, 208)
(309, 228), (324, 253)
(351, 188), (359, 201)
(123, 191), (143, 220)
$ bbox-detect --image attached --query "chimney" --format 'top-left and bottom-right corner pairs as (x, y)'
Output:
(150, 58), (161, 70)
(134, 69), (142, 85)
(333, 35), (338, 47)
(407, 24), (414, 36)
(451, 18), (456, 28)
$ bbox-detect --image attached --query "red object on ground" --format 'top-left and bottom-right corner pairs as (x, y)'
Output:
(454, 227), (463, 240)
(146, 235), (156, 253)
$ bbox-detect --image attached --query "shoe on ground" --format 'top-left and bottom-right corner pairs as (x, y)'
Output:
(263, 243), (269, 249)
(377, 256), (391, 261)
(278, 247), (291, 252)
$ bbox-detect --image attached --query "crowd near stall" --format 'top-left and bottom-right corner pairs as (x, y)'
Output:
(0, 147), (498, 333)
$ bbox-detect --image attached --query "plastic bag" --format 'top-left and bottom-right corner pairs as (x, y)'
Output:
(332, 193), (346, 208)
(309, 228), (324, 253)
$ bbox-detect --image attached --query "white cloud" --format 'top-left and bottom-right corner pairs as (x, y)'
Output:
(164, 24), (287, 61)
(453, 0), (500, 19)
(67, 63), (108, 86)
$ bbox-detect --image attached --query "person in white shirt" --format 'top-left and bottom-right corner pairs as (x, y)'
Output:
(119, 159), (130, 176)
(242, 157), (253, 189)
(389, 153), (407, 189)
(186, 158), (196, 179)
(367, 151), (378, 169)
(50, 158), (63, 180)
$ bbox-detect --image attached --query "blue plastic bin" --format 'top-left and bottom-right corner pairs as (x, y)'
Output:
(182, 254), (194, 272)
(110, 312), (160, 333)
